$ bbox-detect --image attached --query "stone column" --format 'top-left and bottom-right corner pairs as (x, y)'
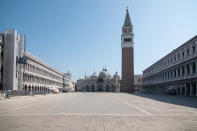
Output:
(176, 84), (178, 95)
(169, 71), (171, 79)
(185, 65), (187, 76)
(190, 63), (193, 74)
(196, 82), (197, 96)
(185, 84), (187, 96)
(180, 67), (183, 77)
(30, 86), (32, 92)
(180, 85), (182, 96)
(171, 70), (174, 79)
(176, 68), (180, 78)
(190, 83), (193, 96)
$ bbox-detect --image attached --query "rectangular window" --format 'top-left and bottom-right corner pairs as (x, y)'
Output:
(193, 46), (196, 53)
(174, 70), (176, 77)
(182, 66), (185, 76)
(187, 64), (190, 74)
(192, 62), (196, 73)
(178, 54), (180, 59)
(187, 49), (190, 56)
(182, 52), (184, 58)
(178, 68), (180, 76)
(170, 70), (173, 78)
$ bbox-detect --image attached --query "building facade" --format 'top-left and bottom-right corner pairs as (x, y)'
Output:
(121, 8), (134, 92)
(134, 75), (143, 93)
(0, 29), (72, 93)
(0, 33), (3, 91)
(143, 35), (197, 96)
(76, 68), (121, 92)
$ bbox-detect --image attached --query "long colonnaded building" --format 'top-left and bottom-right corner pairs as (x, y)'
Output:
(0, 29), (72, 93)
(143, 35), (197, 96)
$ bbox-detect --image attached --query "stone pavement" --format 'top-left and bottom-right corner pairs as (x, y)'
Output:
(0, 93), (197, 131)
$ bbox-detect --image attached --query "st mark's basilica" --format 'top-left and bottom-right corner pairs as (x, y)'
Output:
(76, 68), (121, 92)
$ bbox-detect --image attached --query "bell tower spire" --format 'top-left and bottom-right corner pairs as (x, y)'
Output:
(121, 7), (134, 92)
(124, 7), (132, 26)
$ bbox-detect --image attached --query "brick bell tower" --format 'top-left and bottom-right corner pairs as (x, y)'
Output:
(121, 7), (134, 92)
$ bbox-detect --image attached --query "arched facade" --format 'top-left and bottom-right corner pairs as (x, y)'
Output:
(143, 35), (197, 96)
(76, 68), (121, 92)
(21, 52), (72, 94)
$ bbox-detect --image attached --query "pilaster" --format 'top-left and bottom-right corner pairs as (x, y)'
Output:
(184, 84), (187, 96)
(190, 83), (193, 96)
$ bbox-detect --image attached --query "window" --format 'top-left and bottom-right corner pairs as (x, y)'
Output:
(187, 49), (190, 56)
(182, 66), (185, 76)
(187, 64), (190, 74)
(124, 38), (131, 42)
(174, 69), (176, 77)
(182, 52), (184, 58)
(178, 54), (180, 59)
(170, 70), (173, 78)
(192, 46), (196, 53)
(192, 62), (196, 73)
(178, 67), (180, 76)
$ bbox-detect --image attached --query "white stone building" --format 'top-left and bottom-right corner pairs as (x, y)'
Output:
(143, 35), (197, 96)
(76, 68), (121, 92)
(1, 29), (72, 94)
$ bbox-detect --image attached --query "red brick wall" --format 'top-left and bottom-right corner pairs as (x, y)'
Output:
(121, 47), (134, 92)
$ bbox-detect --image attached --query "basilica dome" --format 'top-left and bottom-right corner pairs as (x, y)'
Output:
(99, 68), (109, 78)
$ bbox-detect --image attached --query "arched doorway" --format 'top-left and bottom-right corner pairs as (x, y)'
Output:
(91, 85), (95, 92)
(186, 83), (190, 95)
(28, 85), (31, 92)
(106, 85), (110, 92)
(192, 82), (196, 96)
(86, 86), (90, 92)
(182, 86), (185, 95)
(111, 85), (115, 92)
(24, 85), (28, 91)
(97, 78), (104, 92)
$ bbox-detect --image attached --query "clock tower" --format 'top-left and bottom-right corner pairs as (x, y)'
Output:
(121, 8), (134, 92)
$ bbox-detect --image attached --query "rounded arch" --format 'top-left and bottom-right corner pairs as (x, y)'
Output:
(91, 85), (95, 92)
(86, 85), (90, 92)
(105, 85), (110, 92)
(28, 85), (31, 92)
(111, 85), (115, 92)
(24, 85), (28, 91)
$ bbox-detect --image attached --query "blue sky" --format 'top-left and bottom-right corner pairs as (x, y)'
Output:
(1, 0), (197, 81)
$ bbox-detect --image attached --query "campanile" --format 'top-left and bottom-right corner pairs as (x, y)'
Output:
(121, 8), (134, 92)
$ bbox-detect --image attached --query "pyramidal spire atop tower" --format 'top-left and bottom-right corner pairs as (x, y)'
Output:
(123, 7), (132, 27)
